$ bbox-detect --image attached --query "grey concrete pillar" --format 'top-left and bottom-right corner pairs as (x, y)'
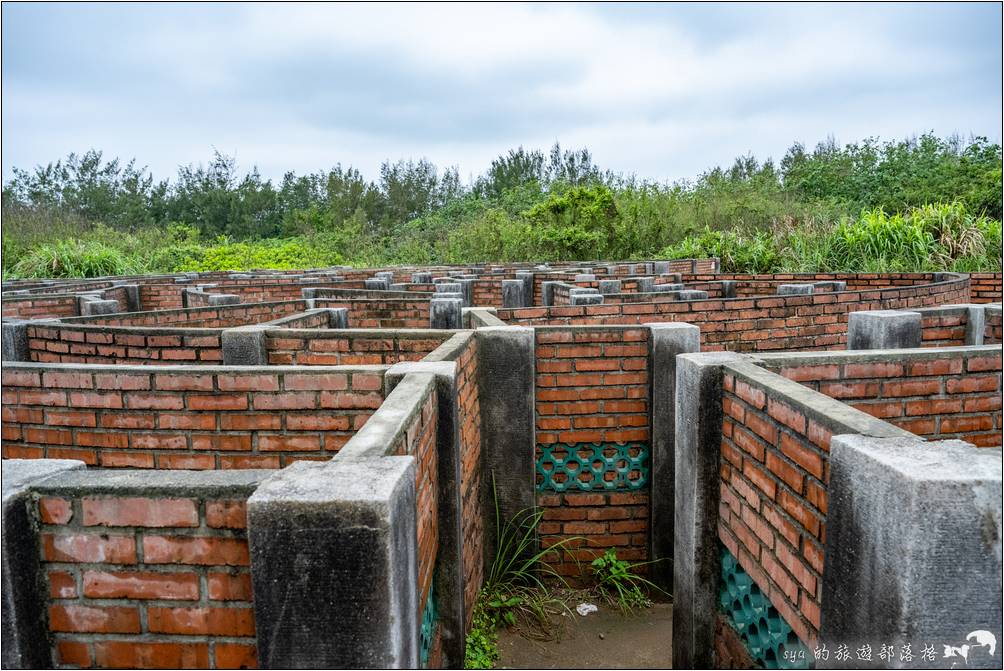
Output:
(435, 283), (462, 294)
(574, 274), (596, 282)
(598, 279), (622, 295)
(515, 270), (534, 306)
(648, 323), (701, 593)
(2, 321), (29, 362)
(2, 459), (85, 669)
(365, 278), (390, 291)
(457, 279), (476, 307)
(720, 280), (736, 299)
(501, 280), (525, 309)
(301, 287), (318, 300)
(637, 277), (655, 293)
(386, 362), (466, 668)
(475, 326), (536, 574)
(430, 298), (463, 329)
(847, 310), (921, 350)
(208, 293), (240, 306)
(328, 308), (349, 329)
(673, 352), (747, 669)
(222, 325), (272, 365)
(541, 281), (561, 307)
(111, 283), (141, 311)
(412, 272), (432, 283)
(375, 271), (395, 282)
(79, 297), (120, 316)
(249, 459), (419, 668)
(653, 261), (670, 274)
(820, 436), (1002, 669)
(965, 305), (987, 346)
(777, 283), (814, 295)
(570, 293), (603, 306)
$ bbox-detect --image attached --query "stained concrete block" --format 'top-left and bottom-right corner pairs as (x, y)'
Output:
(653, 261), (670, 274)
(3, 459), (86, 669)
(327, 308), (349, 329)
(648, 323), (701, 593)
(777, 283), (815, 295)
(598, 279), (622, 295)
(375, 271), (395, 281)
(574, 274), (596, 282)
(812, 280), (847, 292)
(821, 436), (1003, 669)
(110, 283), (141, 311)
(847, 310), (921, 350)
(457, 279), (475, 307)
(222, 325), (271, 365)
(365, 278), (390, 291)
(79, 297), (120, 316)
(208, 293), (240, 306)
(411, 272), (432, 283)
(676, 290), (708, 301)
(719, 280), (736, 299)
(435, 283), (462, 294)
(636, 277), (656, 293)
(653, 283), (684, 292)
(501, 280), (525, 309)
(430, 298), (463, 329)
(2, 321), (29, 362)
(541, 281), (561, 307)
(475, 327), (536, 575)
(249, 458), (418, 668)
(515, 270), (534, 306)
(570, 293), (603, 306)
(672, 351), (747, 669)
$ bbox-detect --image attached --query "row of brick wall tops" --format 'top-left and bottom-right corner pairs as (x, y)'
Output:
(1, 363), (387, 469)
(755, 346), (1003, 448)
(499, 273), (970, 352)
(534, 325), (651, 580)
(717, 357), (913, 649)
(315, 297), (433, 329)
(420, 332), (484, 627)
(2, 294), (81, 319)
(60, 300), (308, 327)
(32, 468), (266, 669)
(264, 328), (453, 365)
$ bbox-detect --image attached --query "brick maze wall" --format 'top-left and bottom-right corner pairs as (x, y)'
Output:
(1, 366), (385, 468)
(3, 294), (80, 319)
(264, 330), (451, 365)
(970, 272), (1003, 303)
(315, 298), (432, 328)
(26, 325), (224, 365)
(718, 370), (828, 648)
(986, 309), (1003, 345)
(36, 487), (258, 669)
(768, 350), (1003, 447)
(502, 273), (969, 351)
(920, 309), (969, 347)
(534, 327), (651, 579)
(75, 301), (307, 328)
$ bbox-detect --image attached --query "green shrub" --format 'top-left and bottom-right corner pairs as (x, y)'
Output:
(10, 240), (140, 278)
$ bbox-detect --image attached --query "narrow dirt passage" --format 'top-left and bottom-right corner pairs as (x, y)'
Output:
(496, 602), (673, 669)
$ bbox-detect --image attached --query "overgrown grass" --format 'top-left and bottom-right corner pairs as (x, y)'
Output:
(590, 549), (663, 613)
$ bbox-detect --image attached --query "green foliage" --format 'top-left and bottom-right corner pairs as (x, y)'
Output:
(3, 134), (1001, 275)
(463, 605), (499, 669)
(590, 549), (662, 613)
(9, 239), (140, 278)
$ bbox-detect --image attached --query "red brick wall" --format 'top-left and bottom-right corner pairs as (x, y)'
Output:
(386, 383), (439, 621)
(471, 280), (503, 307)
(2, 295), (79, 319)
(1, 366), (384, 468)
(73, 301), (307, 328)
(501, 273), (969, 352)
(718, 371), (827, 648)
(26, 325), (224, 365)
(36, 489), (257, 669)
(970, 272), (1002, 303)
(139, 284), (186, 311)
(768, 351), (1003, 447)
(920, 308), (968, 347)
(534, 327), (651, 579)
(985, 308), (1002, 345)
(315, 298), (432, 328)
(265, 330), (451, 365)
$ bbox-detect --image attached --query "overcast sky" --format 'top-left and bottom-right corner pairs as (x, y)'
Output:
(2, 2), (1001, 186)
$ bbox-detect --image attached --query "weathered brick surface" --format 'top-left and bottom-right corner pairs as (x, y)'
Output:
(69, 300), (307, 328)
(501, 273), (969, 351)
(2, 294), (80, 319)
(265, 330), (451, 365)
(769, 350), (1002, 447)
(36, 491), (256, 669)
(534, 327), (651, 579)
(969, 272), (1003, 303)
(25, 325), (225, 365)
(1, 366), (385, 468)
(314, 298), (433, 328)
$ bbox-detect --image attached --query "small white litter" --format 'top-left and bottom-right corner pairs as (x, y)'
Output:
(576, 602), (598, 616)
